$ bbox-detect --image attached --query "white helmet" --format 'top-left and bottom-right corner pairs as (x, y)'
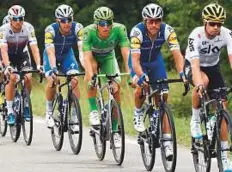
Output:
(55, 4), (74, 19)
(8, 5), (25, 19)
(142, 3), (163, 20)
(2, 15), (10, 25)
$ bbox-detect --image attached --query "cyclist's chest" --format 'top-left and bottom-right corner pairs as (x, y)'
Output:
(141, 36), (165, 51)
(54, 34), (76, 46)
(6, 30), (29, 45)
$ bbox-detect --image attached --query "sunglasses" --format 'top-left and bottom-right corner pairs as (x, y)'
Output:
(60, 18), (72, 23)
(98, 20), (113, 27)
(146, 18), (161, 25)
(208, 22), (222, 27)
(12, 17), (24, 22)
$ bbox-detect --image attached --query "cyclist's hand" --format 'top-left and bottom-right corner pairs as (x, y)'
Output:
(137, 73), (149, 87)
(179, 71), (188, 84)
(196, 84), (205, 98)
(48, 67), (58, 78)
(4, 65), (13, 76)
(37, 64), (43, 73)
(90, 74), (97, 88)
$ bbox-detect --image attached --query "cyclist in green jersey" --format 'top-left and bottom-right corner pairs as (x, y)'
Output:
(82, 6), (130, 127)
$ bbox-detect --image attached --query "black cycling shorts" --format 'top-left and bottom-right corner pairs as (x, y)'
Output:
(9, 52), (32, 71)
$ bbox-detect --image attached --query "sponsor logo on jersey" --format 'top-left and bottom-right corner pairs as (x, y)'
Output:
(188, 38), (194, 52)
(0, 33), (3, 39)
(77, 29), (83, 40)
(45, 32), (53, 44)
(200, 45), (220, 54)
(131, 30), (140, 37)
(83, 31), (88, 41)
(130, 37), (141, 49)
(168, 32), (178, 45)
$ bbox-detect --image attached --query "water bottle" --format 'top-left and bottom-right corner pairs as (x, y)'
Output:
(152, 109), (159, 137)
(206, 114), (216, 141)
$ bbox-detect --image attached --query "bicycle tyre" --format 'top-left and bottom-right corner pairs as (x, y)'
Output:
(51, 94), (64, 151)
(215, 110), (232, 172)
(22, 90), (33, 145)
(110, 99), (125, 165)
(160, 104), (177, 172)
(10, 92), (21, 142)
(91, 97), (106, 161)
(0, 99), (7, 136)
(68, 93), (83, 155)
(140, 109), (156, 171)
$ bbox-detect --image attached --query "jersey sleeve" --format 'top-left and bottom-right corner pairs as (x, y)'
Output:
(26, 23), (38, 45)
(44, 25), (55, 49)
(0, 26), (7, 46)
(118, 24), (130, 47)
(186, 29), (200, 60)
(224, 28), (232, 56)
(130, 27), (143, 54)
(164, 24), (180, 50)
(82, 27), (92, 52)
(75, 23), (84, 43)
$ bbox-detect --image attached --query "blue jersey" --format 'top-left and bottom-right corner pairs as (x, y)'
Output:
(44, 22), (83, 60)
(129, 22), (180, 64)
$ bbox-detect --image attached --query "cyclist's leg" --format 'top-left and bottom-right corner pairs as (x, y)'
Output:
(5, 55), (18, 124)
(43, 50), (57, 127)
(61, 49), (80, 99)
(86, 53), (98, 126)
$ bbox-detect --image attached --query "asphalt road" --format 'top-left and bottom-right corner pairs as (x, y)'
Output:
(0, 117), (219, 172)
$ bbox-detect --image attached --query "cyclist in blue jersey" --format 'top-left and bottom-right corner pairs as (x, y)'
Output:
(129, 3), (185, 159)
(43, 4), (84, 128)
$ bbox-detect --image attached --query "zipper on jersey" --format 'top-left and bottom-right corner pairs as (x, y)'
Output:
(148, 39), (155, 62)
(61, 35), (65, 54)
(15, 34), (19, 54)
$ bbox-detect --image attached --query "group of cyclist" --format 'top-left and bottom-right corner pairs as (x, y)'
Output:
(0, 2), (232, 171)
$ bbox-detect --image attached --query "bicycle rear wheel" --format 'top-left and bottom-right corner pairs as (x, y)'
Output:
(160, 104), (177, 172)
(68, 93), (83, 155)
(192, 136), (211, 172)
(21, 90), (33, 145)
(215, 110), (232, 172)
(10, 92), (21, 142)
(0, 99), (7, 136)
(110, 99), (125, 165)
(51, 94), (64, 151)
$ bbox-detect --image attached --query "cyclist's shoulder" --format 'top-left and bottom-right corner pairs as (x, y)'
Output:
(23, 21), (35, 32)
(83, 24), (95, 31)
(220, 26), (232, 35)
(188, 26), (204, 38)
(112, 22), (126, 29)
(45, 23), (57, 33)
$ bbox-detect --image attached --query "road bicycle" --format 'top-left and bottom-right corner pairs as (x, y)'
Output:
(89, 73), (127, 165)
(191, 87), (232, 172)
(50, 72), (85, 154)
(137, 78), (188, 171)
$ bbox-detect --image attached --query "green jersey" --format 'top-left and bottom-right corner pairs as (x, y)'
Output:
(82, 22), (130, 57)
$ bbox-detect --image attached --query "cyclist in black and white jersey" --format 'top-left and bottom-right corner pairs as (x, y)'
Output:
(0, 5), (42, 125)
(184, 3), (232, 171)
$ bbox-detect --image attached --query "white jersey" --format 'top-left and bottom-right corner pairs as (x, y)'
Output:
(185, 26), (232, 67)
(0, 22), (37, 54)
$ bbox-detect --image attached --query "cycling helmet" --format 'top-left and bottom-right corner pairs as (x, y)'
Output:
(142, 3), (163, 20)
(8, 5), (25, 19)
(55, 4), (74, 19)
(93, 7), (114, 22)
(2, 15), (10, 24)
(202, 3), (226, 23)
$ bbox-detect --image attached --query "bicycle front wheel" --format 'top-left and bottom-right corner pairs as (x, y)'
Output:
(160, 104), (177, 172)
(215, 110), (232, 172)
(51, 94), (64, 151)
(110, 99), (125, 165)
(68, 93), (83, 155)
(21, 90), (33, 145)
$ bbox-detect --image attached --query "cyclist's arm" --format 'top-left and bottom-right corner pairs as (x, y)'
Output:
(44, 27), (56, 68)
(0, 28), (10, 66)
(165, 25), (184, 74)
(76, 24), (84, 69)
(83, 51), (94, 80)
(132, 52), (143, 77)
(191, 58), (203, 86)
(30, 44), (41, 67)
(225, 29), (232, 69)
(120, 47), (130, 73)
(118, 24), (130, 73)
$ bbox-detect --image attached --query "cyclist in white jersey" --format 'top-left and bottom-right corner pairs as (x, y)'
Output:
(184, 3), (232, 171)
(0, 5), (42, 125)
